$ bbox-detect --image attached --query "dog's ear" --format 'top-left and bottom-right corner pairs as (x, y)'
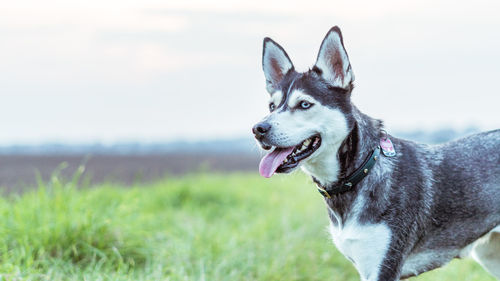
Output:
(314, 26), (354, 89)
(262, 38), (294, 94)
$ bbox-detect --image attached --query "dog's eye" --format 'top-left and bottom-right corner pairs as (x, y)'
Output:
(299, 101), (312, 109)
(269, 103), (276, 112)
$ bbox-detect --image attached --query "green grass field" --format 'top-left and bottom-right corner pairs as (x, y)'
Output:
(0, 169), (495, 280)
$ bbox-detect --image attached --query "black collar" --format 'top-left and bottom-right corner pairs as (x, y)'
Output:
(316, 146), (381, 198)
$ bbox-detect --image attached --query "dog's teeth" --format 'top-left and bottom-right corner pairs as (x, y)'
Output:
(303, 139), (311, 146)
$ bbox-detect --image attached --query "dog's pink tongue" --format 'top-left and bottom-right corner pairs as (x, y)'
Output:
(259, 147), (294, 178)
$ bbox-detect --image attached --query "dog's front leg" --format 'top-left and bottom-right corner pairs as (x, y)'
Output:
(333, 223), (404, 281)
(359, 255), (403, 281)
(352, 229), (406, 281)
(358, 258), (403, 281)
(370, 239), (406, 281)
(373, 260), (403, 281)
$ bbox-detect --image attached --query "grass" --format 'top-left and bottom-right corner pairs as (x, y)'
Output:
(0, 168), (495, 280)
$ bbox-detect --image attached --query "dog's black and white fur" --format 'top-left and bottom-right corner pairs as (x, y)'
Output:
(253, 26), (500, 281)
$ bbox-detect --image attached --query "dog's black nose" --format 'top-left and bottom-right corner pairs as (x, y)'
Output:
(252, 122), (271, 137)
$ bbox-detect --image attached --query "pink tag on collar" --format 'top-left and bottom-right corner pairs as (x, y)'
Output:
(380, 137), (396, 157)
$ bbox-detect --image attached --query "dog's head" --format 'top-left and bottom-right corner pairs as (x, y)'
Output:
(253, 26), (356, 180)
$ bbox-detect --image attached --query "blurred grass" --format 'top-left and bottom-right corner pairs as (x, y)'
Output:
(0, 169), (495, 280)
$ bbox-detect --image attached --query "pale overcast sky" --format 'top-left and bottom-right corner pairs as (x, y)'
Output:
(1, 0), (499, 144)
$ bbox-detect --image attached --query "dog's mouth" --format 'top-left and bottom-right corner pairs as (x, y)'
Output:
(259, 135), (321, 178)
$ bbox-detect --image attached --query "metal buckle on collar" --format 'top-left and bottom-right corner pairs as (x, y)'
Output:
(317, 187), (331, 198)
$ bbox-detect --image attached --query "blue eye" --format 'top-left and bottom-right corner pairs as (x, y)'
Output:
(300, 101), (312, 109)
(269, 103), (276, 112)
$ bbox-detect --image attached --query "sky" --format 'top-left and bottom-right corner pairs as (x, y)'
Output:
(1, 0), (499, 145)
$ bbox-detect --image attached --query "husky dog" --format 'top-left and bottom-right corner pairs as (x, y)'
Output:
(252, 26), (500, 281)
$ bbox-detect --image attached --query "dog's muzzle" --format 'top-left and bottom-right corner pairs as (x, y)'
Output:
(252, 121), (272, 150)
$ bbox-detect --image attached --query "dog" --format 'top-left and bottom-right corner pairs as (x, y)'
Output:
(252, 26), (500, 281)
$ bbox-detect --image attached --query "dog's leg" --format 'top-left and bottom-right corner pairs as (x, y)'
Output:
(471, 226), (500, 279)
(367, 231), (413, 281)
(373, 247), (404, 281)
(331, 223), (405, 281)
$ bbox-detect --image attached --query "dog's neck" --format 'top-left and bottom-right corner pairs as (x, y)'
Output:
(315, 106), (383, 222)
(338, 108), (382, 180)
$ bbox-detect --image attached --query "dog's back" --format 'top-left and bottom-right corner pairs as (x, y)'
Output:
(435, 129), (500, 216)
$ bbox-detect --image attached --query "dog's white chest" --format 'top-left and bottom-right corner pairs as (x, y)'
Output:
(329, 219), (392, 281)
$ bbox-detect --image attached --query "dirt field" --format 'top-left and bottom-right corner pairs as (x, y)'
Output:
(0, 153), (260, 192)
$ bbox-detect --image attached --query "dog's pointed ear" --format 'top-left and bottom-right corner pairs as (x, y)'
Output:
(262, 37), (294, 94)
(314, 26), (354, 89)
